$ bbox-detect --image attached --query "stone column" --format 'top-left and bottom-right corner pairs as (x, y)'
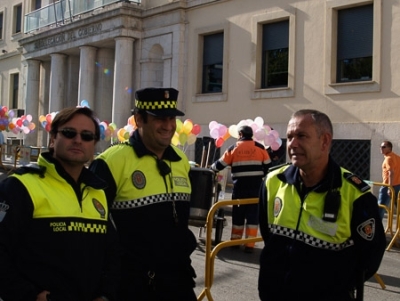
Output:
(49, 53), (67, 113)
(78, 46), (97, 107)
(113, 37), (134, 129)
(24, 59), (41, 146)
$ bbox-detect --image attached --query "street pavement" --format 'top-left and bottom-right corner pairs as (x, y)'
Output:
(0, 164), (398, 300)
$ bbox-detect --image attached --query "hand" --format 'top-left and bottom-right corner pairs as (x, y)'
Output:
(36, 290), (51, 301)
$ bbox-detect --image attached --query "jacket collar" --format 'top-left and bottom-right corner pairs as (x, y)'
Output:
(277, 156), (342, 192)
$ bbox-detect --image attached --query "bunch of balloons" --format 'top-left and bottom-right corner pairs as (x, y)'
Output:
(39, 112), (58, 132)
(228, 116), (282, 150)
(116, 115), (137, 142)
(0, 106), (36, 134)
(0, 106), (12, 131)
(172, 119), (201, 149)
(9, 114), (36, 135)
(99, 121), (118, 141)
(208, 121), (231, 148)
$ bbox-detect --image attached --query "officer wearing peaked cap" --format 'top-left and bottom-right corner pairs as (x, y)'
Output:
(90, 88), (197, 301)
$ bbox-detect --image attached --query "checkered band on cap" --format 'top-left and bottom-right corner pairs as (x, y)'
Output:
(135, 99), (178, 111)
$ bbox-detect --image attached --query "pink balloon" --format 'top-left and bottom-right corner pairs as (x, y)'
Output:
(209, 121), (218, 130)
(210, 128), (219, 139)
(271, 141), (280, 151)
(217, 124), (227, 137)
(254, 129), (266, 141)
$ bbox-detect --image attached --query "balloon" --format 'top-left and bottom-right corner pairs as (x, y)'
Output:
(182, 119), (193, 134)
(209, 121), (218, 130)
(127, 116), (136, 127)
(46, 114), (52, 123)
(216, 137), (224, 148)
(187, 133), (197, 145)
(217, 124), (227, 137)
(210, 127), (220, 139)
(255, 116), (264, 127)
(176, 119), (183, 133)
(26, 114), (32, 122)
(270, 129), (280, 139)
(179, 133), (188, 145)
(191, 124), (201, 135)
(171, 132), (180, 146)
(222, 131), (231, 141)
(254, 128), (266, 141)
(271, 141), (280, 151)
(228, 125), (238, 138)
(80, 100), (89, 107)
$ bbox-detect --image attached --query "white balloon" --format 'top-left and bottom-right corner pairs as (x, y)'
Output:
(255, 116), (264, 127)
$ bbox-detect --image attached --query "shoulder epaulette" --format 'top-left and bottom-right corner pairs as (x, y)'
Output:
(268, 162), (291, 173)
(344, 172), (370, 192)
(14, 164), (46, 178)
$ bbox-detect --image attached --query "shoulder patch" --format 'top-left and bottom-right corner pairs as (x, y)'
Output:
(344, 172), (370, 192)
(14, 164), (46, 178)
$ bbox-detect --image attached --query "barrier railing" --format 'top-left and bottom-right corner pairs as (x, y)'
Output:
(197, 198), (261, 301)
(369, 182), (400, 250)
(197, 197), (386, 300)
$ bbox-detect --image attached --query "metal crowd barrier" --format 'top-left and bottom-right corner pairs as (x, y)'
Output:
(369, 182), (400, 251)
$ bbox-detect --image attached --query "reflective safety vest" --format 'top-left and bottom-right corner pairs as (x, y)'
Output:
(266, 165), (367, 249)
(12, 165), (108, 228)
(96, 143), (191, 209)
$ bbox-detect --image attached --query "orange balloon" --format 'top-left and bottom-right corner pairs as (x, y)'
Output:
(222, 131), (231, 141)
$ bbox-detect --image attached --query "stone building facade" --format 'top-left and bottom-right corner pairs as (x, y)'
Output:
(0, 0), (399, 182)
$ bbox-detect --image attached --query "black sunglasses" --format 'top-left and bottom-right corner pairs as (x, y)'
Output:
(58, 128), (97, 142)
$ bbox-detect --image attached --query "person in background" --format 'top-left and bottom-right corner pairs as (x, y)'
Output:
(90, 87), (197, 301)
(378, 140), (400, 220)
(211, 125), (271, 253)
(0, 107), (119, 301)
(258, 109), (386, 301)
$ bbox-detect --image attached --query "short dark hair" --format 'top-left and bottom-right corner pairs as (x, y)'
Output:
(238, 125), (253, 138)
(292, 109), (333, 137)
(50, 107), (100, 143)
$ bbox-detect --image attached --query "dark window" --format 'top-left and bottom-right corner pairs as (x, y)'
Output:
(0, 12), (3, 40)
(14, 4), (22, 34)
(337, 4), (373, 83)
(202, 32), (223, 93)
(261, 20), (289, 88)
(12, 74), (19, 109)
(34, 0), (42, 10)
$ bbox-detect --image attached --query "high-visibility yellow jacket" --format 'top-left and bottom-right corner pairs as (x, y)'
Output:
(258, 158), (386, 300)
(0, 152), (118, 301)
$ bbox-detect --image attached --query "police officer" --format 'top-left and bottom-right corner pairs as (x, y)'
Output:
(0, 107), (119, 301)
(90, 87), (197, 301)
(258, 109), (386, 301)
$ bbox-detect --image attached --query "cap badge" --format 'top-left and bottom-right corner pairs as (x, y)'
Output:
(164, 90), (170, 99)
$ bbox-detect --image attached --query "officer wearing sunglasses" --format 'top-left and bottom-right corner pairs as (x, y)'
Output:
(0, 107), (119, 301)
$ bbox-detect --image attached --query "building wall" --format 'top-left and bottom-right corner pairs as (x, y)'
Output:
(0, 0), (398, 182)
